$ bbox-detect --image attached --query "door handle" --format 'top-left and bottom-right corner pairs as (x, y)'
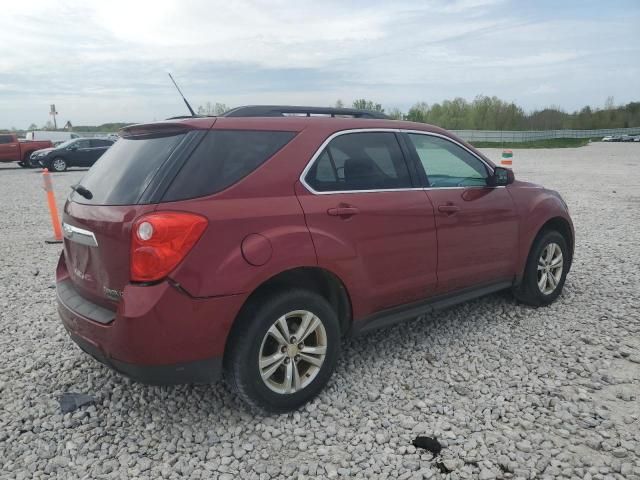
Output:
(327, 206), (359, 217)
(438, 204), (460, 215)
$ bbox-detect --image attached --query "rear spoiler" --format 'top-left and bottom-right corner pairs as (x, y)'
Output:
(120, 119), (216, 139)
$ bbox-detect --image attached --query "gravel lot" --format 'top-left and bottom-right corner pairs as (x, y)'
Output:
(1, 142), (639, 480)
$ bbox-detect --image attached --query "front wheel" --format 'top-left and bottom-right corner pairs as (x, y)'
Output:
(50, 157), (68, 172)
(224, 290), (341, 413)
(514, 230), (570, 306)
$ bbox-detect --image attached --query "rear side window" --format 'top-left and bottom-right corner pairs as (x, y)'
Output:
(0, 135), (13, 144)
(163, 130), (296, 201)
(305, 132), (412, 192)
(72, 132), (187, 205)
(90, 139), (113, 147)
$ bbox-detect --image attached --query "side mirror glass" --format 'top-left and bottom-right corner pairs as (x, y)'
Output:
(490, 166), (514, 186)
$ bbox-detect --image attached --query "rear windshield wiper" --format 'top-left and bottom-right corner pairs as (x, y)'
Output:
(71, 184), (93, 200)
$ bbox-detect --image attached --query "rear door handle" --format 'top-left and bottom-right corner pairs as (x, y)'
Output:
(438, 204), (460, 215)
(327, 206), (360, 217)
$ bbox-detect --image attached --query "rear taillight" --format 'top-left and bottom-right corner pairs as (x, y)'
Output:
(131, 212), (208, 283)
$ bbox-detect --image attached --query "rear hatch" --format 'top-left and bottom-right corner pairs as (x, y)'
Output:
(61, 121), (213, 309)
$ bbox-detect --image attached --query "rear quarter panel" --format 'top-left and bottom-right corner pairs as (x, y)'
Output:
(19, 140), (53, 160)
(164, 126), (334, 298)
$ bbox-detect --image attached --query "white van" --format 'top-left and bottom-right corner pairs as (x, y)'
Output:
(25, 131), (80, 144)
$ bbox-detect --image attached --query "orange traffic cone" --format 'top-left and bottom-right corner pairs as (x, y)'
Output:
(42, 168), (63, 244)
(500, 149), (513, 168)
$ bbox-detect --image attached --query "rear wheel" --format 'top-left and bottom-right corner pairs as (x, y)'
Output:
(514, 229), (570, 306)
(224, 289), (340, 413)
(51, 157), (67, 172)
(23, 153), (37, 168)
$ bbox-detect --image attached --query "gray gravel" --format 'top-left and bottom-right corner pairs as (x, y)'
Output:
(1, 142), (639, 479)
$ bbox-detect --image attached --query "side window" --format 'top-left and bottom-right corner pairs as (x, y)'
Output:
(163, 130), (296, 202)
(0, 135), (14, 144)
(305, 132), (412, 192)
(90, 139), (112, 147)
(76, 140), (90, 149)
(408, 134), (489, 188)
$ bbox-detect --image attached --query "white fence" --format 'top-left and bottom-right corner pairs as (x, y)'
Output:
(73, 127), (640, 143)
(72, 132), (117, 138)
(451, 127), (640, 142)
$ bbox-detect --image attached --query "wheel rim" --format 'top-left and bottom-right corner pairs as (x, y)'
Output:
(537, 242), (563, 295)
(258, 310), (327, 394)
(53, 159), (66, 171)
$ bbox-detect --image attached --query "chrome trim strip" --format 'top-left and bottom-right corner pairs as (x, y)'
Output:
(298, 128), (495, 195)
(62, 223), (98, 247)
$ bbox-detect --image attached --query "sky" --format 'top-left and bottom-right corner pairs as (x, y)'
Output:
(0, 0), (639, 129)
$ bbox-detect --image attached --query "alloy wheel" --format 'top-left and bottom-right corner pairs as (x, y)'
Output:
(537, 242), (563, 295)
(258, 310), (327, 394)
(52, 158), (66, 172)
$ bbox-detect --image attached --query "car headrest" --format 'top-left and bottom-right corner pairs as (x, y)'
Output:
(343, 157), (382, 188)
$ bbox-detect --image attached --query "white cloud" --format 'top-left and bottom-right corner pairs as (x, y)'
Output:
(0, 0), (638, 128)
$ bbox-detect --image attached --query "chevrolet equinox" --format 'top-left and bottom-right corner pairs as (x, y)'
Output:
(56, 105), (574, 412)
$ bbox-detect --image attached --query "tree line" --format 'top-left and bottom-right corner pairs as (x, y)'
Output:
(342, 96), (640, 130)
(8, 96), (637, 134)
(197, 96), (639, 130)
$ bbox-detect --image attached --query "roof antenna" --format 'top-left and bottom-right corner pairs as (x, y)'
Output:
(168, 72), (196, 117)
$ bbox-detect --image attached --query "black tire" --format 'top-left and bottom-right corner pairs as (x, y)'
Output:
(224, 289), (341, 413)
(50, 157), (67, 172)
(23, 154), (36, 168)
(514, 229), (570, 307)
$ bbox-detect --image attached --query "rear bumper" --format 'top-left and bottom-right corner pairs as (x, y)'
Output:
(67, 331), (223, 385)
(56, 254), (247, 385)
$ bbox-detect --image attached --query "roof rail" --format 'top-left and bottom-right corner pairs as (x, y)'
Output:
(222, 105), (390, 119)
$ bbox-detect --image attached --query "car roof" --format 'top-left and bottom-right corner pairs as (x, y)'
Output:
(125, 115), (451, 136)
(119, 106), (488, 163)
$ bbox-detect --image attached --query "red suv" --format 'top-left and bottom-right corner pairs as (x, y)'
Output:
(57, 105), (574, 412)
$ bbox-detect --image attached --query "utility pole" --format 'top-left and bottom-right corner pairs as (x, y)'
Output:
(50, 104), (58, 129)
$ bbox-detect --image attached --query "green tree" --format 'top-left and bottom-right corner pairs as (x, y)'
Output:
(387, 107), (403, 120)
(406, 102), (429, 122)
(197, 102), (230, 115)
(352, 99), (384, 113)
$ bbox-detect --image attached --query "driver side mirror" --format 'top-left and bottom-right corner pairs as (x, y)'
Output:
(67, 145), (78, 151)
(488, 166), (514, 187)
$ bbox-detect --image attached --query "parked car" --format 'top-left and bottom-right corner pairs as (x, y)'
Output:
(0, 133), (53, 166)
(620, 135), (635, 142)
(602, 135), (622, 142)
(32, 138), (114, 171)
(633, 136), (640, 142)
(25, 130), (80, 144)
(56, 105), (574, 412)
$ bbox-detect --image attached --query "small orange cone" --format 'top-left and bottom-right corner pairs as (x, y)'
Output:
(500, 149), (513, 168)
(42, 168), (63, 244)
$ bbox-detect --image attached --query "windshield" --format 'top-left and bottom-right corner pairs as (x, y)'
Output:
(56, 139), (76, 149)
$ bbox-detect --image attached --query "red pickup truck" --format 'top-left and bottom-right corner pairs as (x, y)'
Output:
(0, 133), (53, 167)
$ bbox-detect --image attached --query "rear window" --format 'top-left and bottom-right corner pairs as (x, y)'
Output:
(72, 132), (187, 205)
(162, 130), (296, 201)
